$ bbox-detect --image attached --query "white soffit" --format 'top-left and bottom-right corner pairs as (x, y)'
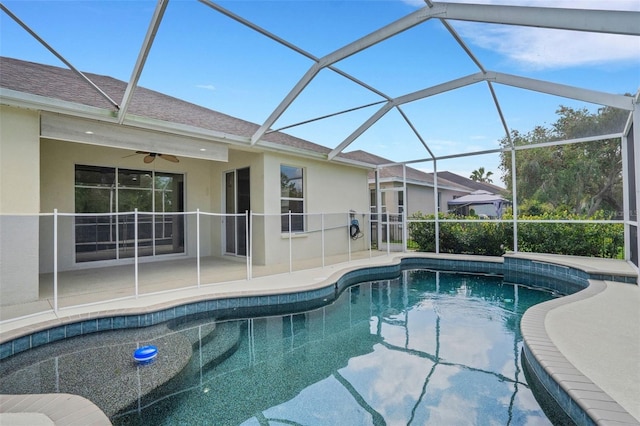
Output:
(40, 113), (228, 162)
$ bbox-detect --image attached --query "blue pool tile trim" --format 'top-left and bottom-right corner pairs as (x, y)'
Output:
(522, 344), (596, 426)
(1, 255), (634, 363)
(1, 254), (637, 426)
(508, 255), (639, 426)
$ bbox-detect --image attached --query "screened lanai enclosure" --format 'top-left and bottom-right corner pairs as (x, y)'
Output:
(0, 1), (639, 310)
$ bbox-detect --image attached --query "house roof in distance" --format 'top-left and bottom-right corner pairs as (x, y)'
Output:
(431, 171), (505, 194)
(342, 150), (474, 192)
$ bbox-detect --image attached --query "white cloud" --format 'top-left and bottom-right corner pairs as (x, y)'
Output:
(196, 84), (216, 91)
(457, 24), (639, 70)
(399, 0), (640, 69)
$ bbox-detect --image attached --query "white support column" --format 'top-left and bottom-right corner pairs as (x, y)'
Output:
(402, 164), (408, 252)
(53, 209), (58, 313)
(622, 126), (631, 263)
(376, 168), (382, 251)
(633, 102), (640, 269)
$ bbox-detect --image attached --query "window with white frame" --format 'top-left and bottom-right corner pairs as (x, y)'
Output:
(280, 164), (304, 232)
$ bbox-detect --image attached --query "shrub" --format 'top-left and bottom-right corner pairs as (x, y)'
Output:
(408, 210), (622, 258)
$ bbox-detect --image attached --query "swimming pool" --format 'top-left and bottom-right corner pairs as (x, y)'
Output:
(0, 269), (558, 425)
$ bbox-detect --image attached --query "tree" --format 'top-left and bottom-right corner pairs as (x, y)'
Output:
(470, 167), (494, 183)
(498, 105), (628, 217)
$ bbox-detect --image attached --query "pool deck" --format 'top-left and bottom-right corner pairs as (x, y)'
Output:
(0, 252), (638, 425)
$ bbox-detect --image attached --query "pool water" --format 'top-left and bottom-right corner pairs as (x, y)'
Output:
(0, 270), (558, 425)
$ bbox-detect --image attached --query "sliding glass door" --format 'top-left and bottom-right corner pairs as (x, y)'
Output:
(225, 167), (250, 256)
(74, 165), (184, 262)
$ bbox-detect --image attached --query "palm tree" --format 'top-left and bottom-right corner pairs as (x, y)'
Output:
(470, 167), (494, 183)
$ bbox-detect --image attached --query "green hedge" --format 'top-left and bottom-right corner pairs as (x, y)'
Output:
(408, 212), (623, 258)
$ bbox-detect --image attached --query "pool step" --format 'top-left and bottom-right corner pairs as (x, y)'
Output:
(196, 321), (243, 373)
(0, 322), (195, 419)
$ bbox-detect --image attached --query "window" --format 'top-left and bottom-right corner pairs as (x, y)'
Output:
(280, 165), (304, 232)
(74, 165), (184, 262)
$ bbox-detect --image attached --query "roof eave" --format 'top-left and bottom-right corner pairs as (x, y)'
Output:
(367, 176), (471, 192)
(331, 156), (377, 170)
(2, 88), (376, 164)
(1, 87), (251, 146)
(1, 87), (118, 122)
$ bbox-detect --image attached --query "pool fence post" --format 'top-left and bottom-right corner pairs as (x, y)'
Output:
(288, 210), (292, 273)
(368, 212), (372, 258)
(53, 209), (58, 313)
(134, 208), (139, 298)
(321, 212), (325, 268)
(196, 209), (201, 288)
(402, 164), (407, 253)
(245, 210), (250, 280)
(249, 211), (253, 280)
(402, 209), (408, 253)
(347, 212), (352, 262)
(386, 211), (391, 255)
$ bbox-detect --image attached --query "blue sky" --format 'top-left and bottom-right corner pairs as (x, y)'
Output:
(2, 0), (639, 186)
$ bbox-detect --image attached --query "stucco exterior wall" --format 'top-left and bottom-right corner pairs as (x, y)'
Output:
(407, 184), (435, 216)
(0, 106), (40, 213)
(0, 106), (40, 305)
(261, 153), (370, 266)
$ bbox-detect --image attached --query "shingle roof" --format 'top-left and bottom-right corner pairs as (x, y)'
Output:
(342, 150), (472, 192)
(0, 56), (332, 155)
(430, 171), (506, 194)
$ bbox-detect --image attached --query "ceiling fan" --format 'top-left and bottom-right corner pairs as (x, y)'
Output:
(131, 151), (179, 164)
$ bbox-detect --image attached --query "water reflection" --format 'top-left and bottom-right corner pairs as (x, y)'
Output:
(0, 270), (555, 425)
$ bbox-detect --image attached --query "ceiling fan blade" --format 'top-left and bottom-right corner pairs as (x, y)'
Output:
(159, 154), (179, 163)
(144, 154), (155, 163)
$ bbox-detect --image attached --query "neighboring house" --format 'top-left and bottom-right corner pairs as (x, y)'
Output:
(342, 150), (490, 217)
(430, 172), (509, 218)
(431, 171), (506, 195)
(0, 57), (372, 306)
